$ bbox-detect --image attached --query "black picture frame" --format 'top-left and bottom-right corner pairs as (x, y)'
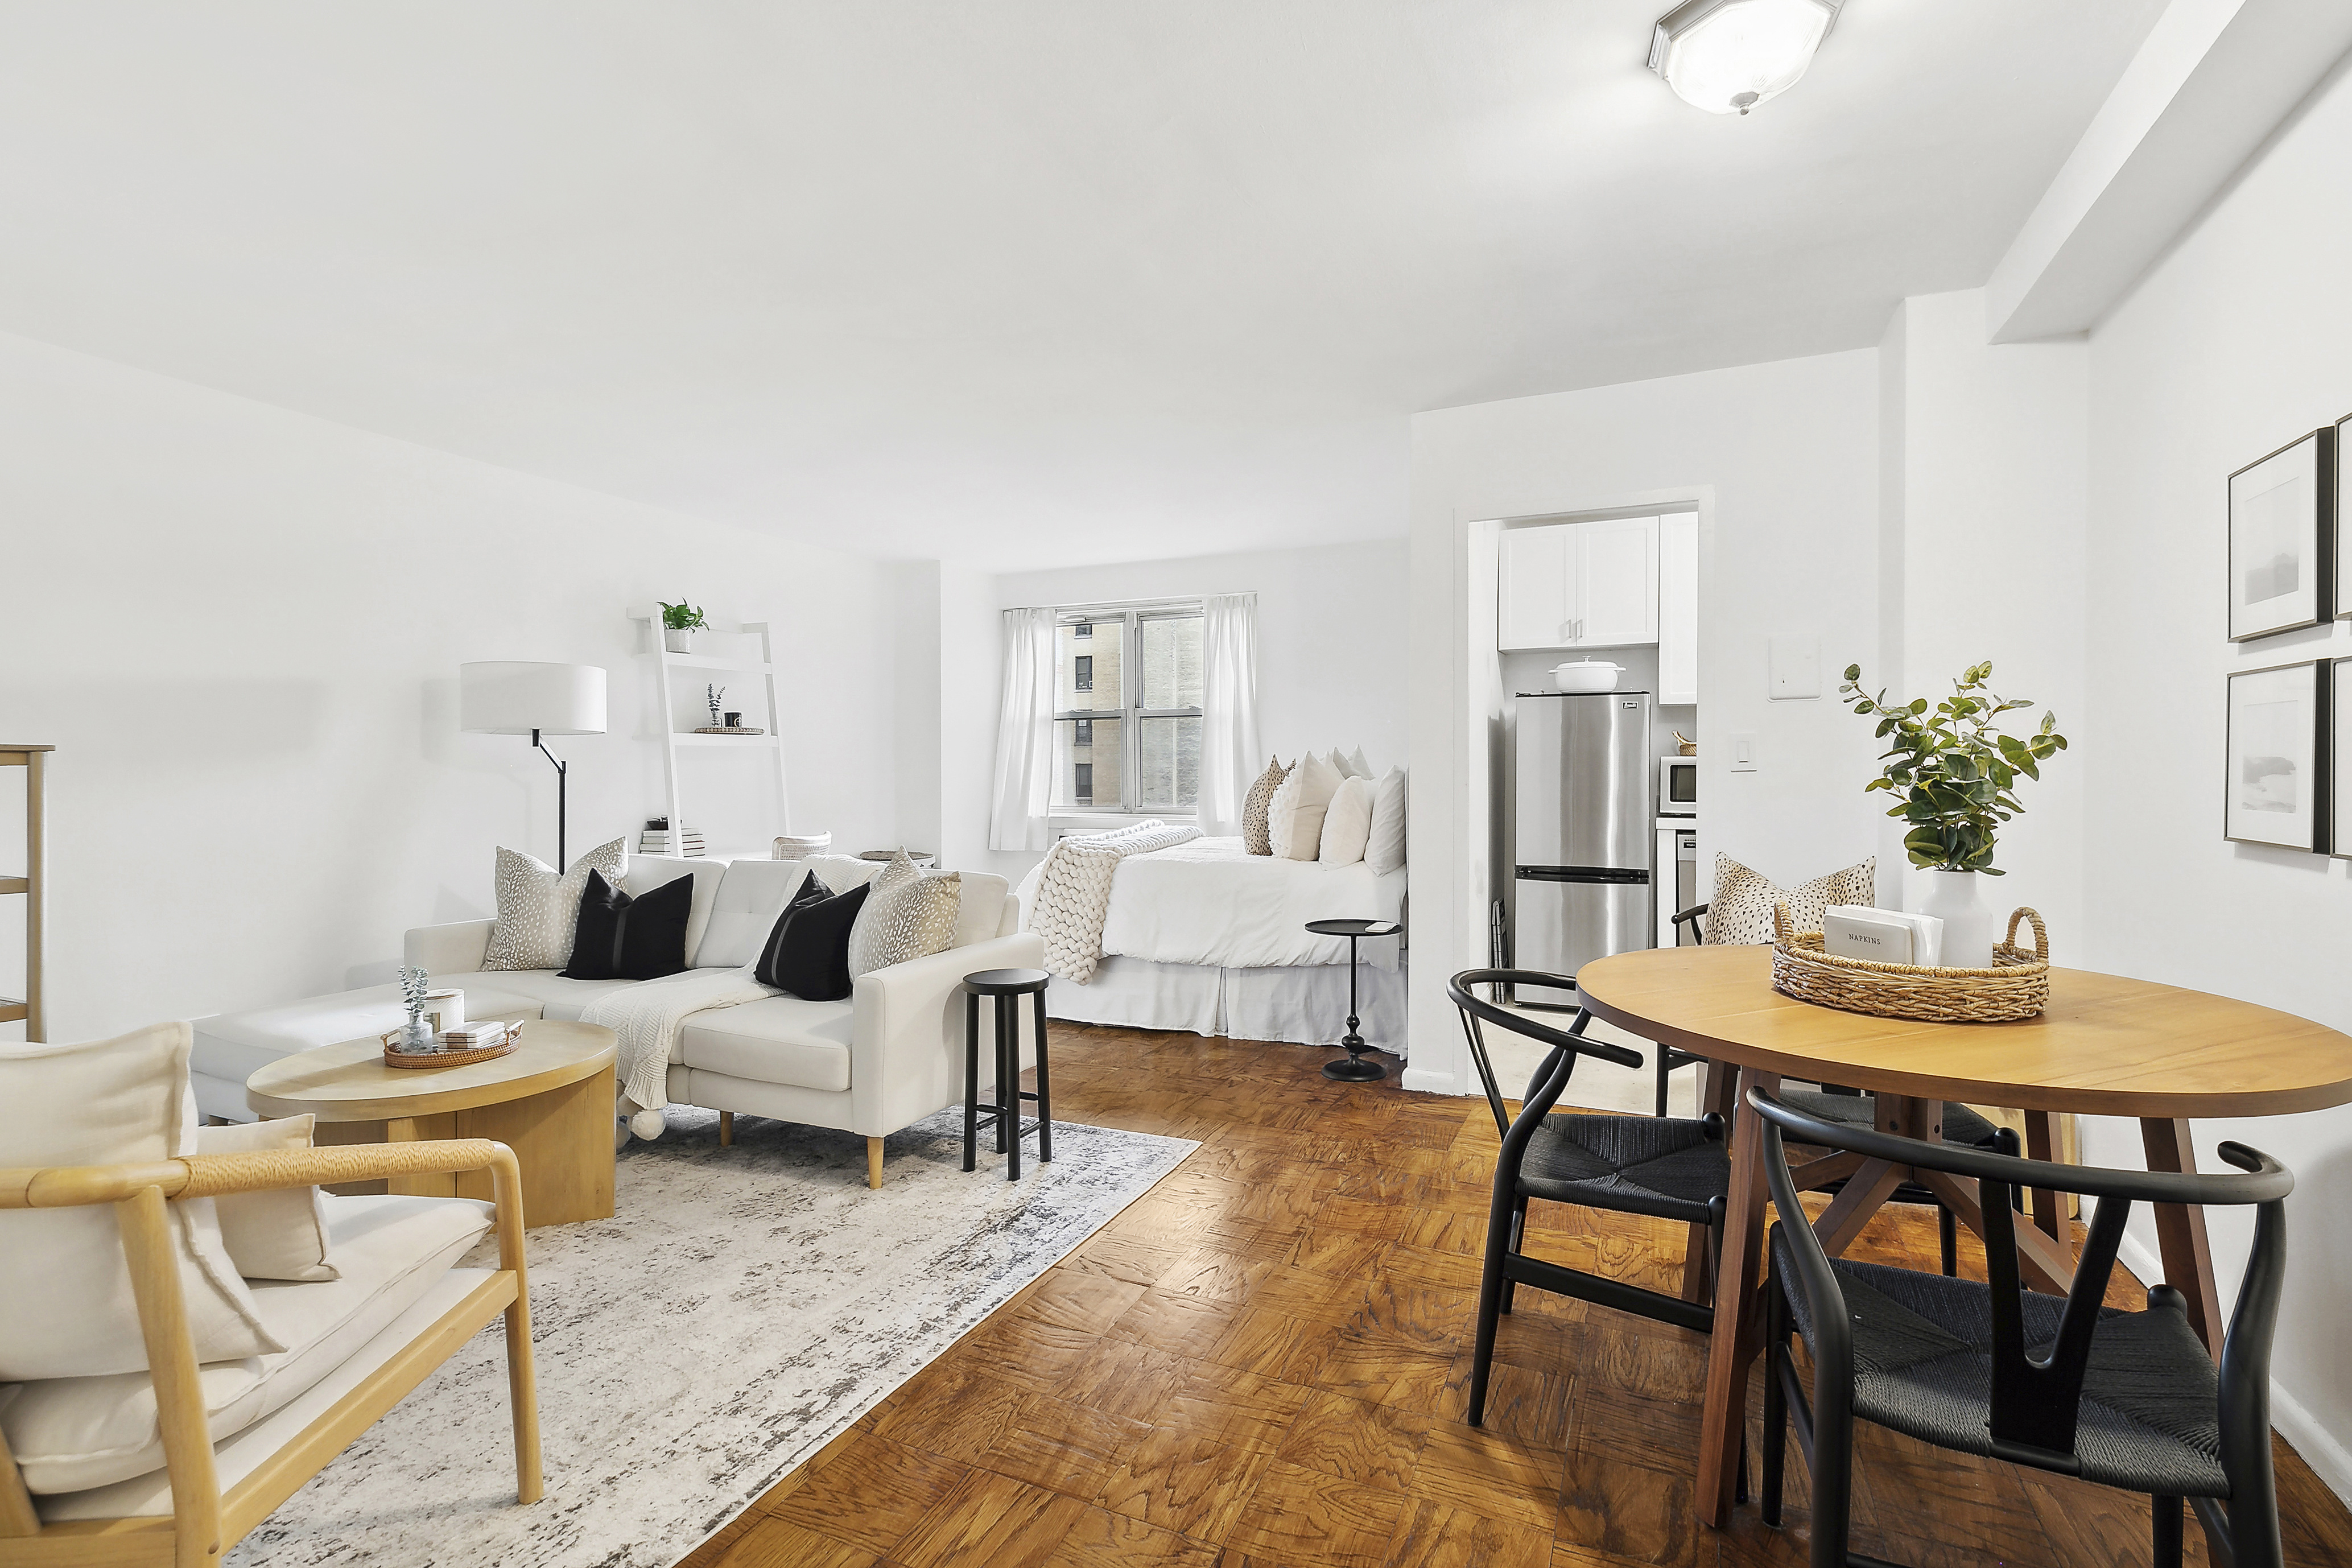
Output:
(2336, 414), (2352, 622)
(2225, 659), (2329, 852)
(2227, 427), (2333, 641)
(2335, 658), (2352, 859)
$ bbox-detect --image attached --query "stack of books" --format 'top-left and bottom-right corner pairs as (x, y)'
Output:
(440, 1021), (511, 1050)
(639, 827), (706, 856)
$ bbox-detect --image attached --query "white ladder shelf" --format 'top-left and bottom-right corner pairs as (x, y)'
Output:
(628, 609), (791, 853)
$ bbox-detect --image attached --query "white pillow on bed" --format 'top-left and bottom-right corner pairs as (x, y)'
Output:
(1343, 745), (1373, 779)
(1319, 775), (1374, 865)
(1269, 752), (1343, 860)
(1366, 766), (1407, 875)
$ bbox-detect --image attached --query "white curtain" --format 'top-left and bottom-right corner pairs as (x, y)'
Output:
(1196, 592), (1261, 837)
(988, 608), (1057, 851)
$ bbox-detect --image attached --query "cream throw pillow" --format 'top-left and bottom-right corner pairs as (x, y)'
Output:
(1269, 752), (1344, 860)
(847, 852), (962, 977)
(1241, 757), (1288, 856)
(482, 837), (627, 970)
(1706, 853), (1878, 944)
(196, 1115), (339, 1282)
(0, 1023), (284, 1380)
(1319, 775), (1375, 865)
(1365, 766), (1408, 876)
(1342, 745), (1373, 779)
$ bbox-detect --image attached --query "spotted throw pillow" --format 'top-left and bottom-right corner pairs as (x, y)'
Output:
(1241, 756), (1288, 855)
(481, 838), (628, 971)
(846, 853), (963, 978)
(1705, 853), (1876, 945)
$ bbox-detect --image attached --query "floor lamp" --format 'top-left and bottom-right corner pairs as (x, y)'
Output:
(459, 662), (608, 869)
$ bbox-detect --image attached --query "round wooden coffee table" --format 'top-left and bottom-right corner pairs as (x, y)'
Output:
(1573, 944), (2352, 1529)
(246, 1019), (618, 1227)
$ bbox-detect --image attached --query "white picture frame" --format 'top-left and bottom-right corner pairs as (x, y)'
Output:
(2225, 661), (2328, 851)
(2228, 430), (2332, 641)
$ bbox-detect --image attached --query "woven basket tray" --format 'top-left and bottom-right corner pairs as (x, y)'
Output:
(1769, 904), (2050, 1023)
(379, 1033), (518, 1070)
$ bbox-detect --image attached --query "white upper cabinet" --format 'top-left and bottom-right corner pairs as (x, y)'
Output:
(1658, 511), (1699, 704)
(1497, 522), (1575, 650)
(1497, 516), (1661, 650)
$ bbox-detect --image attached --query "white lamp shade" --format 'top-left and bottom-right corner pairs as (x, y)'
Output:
(459, 662), (608, 736)
(1651, 0), (1838, 116)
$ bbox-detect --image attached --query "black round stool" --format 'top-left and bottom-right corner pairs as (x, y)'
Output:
(962, 967), (1053, 1179)
(1303, 919), (1402, 1082)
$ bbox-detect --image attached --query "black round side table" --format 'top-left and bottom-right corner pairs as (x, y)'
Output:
(961, 967), (1054, 1179)
(1303, 919), (1403, 1082)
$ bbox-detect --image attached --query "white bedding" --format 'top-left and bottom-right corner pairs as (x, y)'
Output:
(1020, 835), (1405, 972)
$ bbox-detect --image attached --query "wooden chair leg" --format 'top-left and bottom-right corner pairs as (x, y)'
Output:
(489, 1149), (543, 1504)
(719, 1111), (734, 1148)
(1500, 1195), (1527, 1315)
(867, 1136), (884, 1190)
(1761, 1277), (1789, 1526)
(1468, 1183), (1519, 1426)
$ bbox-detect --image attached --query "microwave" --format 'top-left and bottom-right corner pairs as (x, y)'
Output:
(1659, 756), (1697, 816)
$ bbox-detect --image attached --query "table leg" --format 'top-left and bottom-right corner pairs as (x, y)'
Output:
(1697, 1063), (1778, 1529)
(1810, 1158), (1909, 1257)
(2024, 1110), (2064, 1243)
(2141, 1117), (2222, 1357)
(1683, 1059), (1738, 1305)
(382, 1113), (459, 1199)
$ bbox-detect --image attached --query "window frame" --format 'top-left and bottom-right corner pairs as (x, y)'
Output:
(1053, 604), (1204, 815)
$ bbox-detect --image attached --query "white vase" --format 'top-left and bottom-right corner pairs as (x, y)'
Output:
(1915, 869), (1999, 969)
(664, 628), (696, 653)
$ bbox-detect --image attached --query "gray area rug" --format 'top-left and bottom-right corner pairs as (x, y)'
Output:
(229, 1107), (1196, 1567)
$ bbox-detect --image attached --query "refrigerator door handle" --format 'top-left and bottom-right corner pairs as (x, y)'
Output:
(1516, 865), (1652, 885)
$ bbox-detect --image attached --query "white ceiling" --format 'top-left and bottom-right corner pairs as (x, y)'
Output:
(0, 2), (2165, 570)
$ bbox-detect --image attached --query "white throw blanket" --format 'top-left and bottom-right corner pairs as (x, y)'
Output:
(1028, 821), (1200, 983)
(583, 966), (778, 1137)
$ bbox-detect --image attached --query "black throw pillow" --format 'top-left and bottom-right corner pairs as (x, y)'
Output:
(752, 877), (869, 1000)
(560, 868), (694, 981)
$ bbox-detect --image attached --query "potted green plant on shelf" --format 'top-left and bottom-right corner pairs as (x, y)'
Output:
(1840, 660), (2068, 967)
(659, 600), (709, 653)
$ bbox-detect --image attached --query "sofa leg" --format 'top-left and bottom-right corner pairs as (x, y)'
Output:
(719, 1111), (733, 1148)
(868, 1136), (884, 1190)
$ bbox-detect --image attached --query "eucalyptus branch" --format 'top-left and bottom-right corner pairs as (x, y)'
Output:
(1840, 660), (2068, 876)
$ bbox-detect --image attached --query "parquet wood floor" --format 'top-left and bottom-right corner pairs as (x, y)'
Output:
(675, 1025), (2352, 1568)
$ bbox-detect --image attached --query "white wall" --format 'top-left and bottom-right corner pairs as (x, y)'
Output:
(1879, 291), (2090, 937)
(1408, 350), (1882, 1091)
(0, 331), (898, 1041)
(2079, 56), (2352, 1494)
(977, 539), (1410, 878)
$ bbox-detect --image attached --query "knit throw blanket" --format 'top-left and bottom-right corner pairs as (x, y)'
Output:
(1030, 821), (1201, 983)
(582, 966), (779, 1135)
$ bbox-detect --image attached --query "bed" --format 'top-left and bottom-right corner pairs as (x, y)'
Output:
(1014, 835), (1409, 1054)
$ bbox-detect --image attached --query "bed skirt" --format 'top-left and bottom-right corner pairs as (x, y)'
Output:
(1045, 955), (1409, 1058)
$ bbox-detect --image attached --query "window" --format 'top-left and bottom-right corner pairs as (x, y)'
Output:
(1053, 604), (1204, 812)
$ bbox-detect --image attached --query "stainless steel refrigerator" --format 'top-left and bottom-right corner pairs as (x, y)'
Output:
(1511, 691), (1654, 981)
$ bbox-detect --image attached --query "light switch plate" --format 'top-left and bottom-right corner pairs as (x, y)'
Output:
(1728, 732), (1758, 771)
(1769, 636), (1821, 700)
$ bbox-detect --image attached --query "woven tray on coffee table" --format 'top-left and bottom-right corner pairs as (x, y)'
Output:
(1769, 903), (2050, 1023)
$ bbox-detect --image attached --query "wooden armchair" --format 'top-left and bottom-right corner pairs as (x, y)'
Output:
(0, 1138), (540, 1568)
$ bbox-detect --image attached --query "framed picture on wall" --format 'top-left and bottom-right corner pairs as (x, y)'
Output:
(2228, 428), (2333, 640)
(2336, 658), (2352, 857)
(2225, 661), (2329, 851)
(2337, 414), (2352, 621)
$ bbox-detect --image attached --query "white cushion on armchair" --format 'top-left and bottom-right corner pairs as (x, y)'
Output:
(5, 1193), (492, 1496)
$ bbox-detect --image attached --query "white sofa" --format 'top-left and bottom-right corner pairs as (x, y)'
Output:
(191, 855), (1045, 1187)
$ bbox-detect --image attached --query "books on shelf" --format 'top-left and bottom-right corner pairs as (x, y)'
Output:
(639, 828), (707, 856)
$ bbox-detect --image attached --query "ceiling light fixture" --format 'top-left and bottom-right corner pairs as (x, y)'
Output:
(1649, 0), (1841, 117)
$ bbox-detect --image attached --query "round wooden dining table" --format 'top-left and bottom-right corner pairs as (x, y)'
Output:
(1574, 943), (2352, 1530)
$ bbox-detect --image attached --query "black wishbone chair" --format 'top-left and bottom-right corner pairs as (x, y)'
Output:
(1447, 969), (1732, 1429)
(1749, 1087), (2292, 1568)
